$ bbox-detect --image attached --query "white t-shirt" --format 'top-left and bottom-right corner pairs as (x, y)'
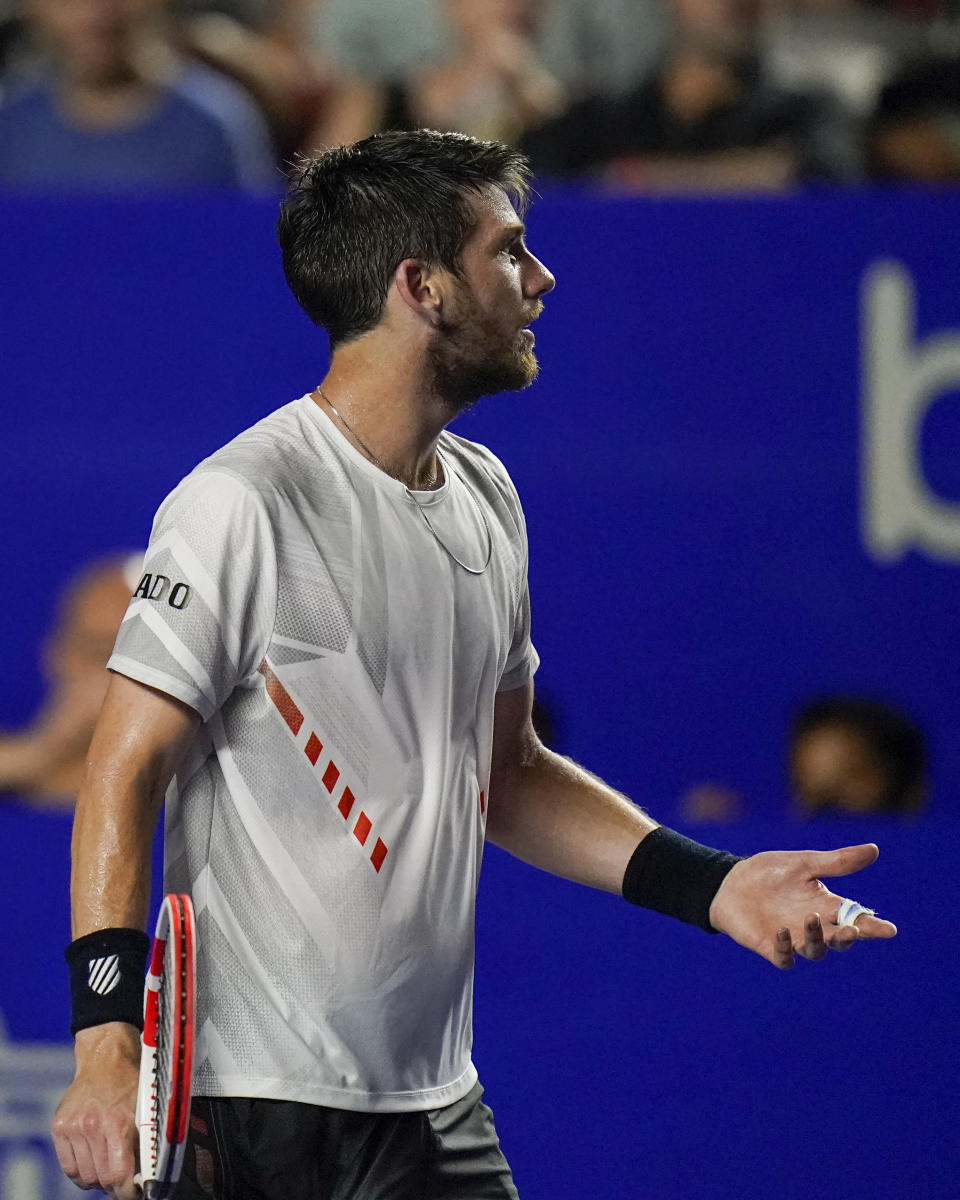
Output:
(108, 395), (538, 1112)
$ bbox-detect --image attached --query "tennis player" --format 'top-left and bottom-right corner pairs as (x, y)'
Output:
(52, 129), (896, 1200)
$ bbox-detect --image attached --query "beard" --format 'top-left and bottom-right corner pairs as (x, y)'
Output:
(428, 285), (540, 415)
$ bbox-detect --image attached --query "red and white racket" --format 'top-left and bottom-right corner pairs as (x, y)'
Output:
(135, 893), (196, 1199)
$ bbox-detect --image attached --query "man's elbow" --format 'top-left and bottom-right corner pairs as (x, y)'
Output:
(485, 733), (549, 844)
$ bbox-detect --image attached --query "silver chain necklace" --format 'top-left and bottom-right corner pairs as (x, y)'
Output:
(316, 387), (493, 576)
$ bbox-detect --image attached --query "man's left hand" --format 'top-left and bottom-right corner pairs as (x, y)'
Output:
(708, 843), (897, 969)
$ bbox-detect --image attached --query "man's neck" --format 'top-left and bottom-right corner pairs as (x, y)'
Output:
(316, 341), (459, 492)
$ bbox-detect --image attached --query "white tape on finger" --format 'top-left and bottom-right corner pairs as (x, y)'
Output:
(835, 898), (875, 927)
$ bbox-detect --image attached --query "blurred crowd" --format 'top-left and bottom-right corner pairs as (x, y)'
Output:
(0, 555), (141, 806)
(679, 694), (928, 824)
(2, 0), (960, 192)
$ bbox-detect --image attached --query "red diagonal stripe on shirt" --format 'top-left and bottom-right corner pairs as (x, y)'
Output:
(338, 787), (355, 819)
(304, 732), (322, 765)
(257, 664), (384, 875)
(370, 838), (388, 873)
(258, 662), (304, 735)
(353, 811), (371, 846)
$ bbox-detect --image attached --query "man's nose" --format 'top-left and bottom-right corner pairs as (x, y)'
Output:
(527, 254), (556, 298)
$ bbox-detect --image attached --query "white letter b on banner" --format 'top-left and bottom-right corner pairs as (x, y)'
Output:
(862, 260), (960, 563)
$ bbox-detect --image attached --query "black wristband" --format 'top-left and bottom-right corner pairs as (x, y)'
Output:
(65, 928), (150, 1036)
(621, 827), (742, 933)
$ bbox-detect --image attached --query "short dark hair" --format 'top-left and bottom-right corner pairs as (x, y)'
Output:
(790, 696), (927, 811)
(277, 129), (532, 348)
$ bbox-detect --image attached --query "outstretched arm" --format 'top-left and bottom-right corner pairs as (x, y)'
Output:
(485, 682), (896, 968)
(486, 683), (658, 891)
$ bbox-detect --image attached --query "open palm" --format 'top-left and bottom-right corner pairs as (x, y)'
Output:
(708, 843), (897, 969)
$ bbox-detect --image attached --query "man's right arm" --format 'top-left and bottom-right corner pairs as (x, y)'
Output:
(52, 673), (200, 1200)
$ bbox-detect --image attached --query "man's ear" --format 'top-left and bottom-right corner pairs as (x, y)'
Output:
(393, 258), (447, 328)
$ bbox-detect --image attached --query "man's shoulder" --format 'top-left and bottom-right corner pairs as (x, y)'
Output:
(439, 431), (528, 542)
(441, 430), (512, 482)
(170, 398), (316, 507)
(441, 431), (521, 502)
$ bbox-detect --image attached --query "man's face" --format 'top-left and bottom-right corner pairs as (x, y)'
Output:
(29, 0), (157, 84)
(429, 186), (555, 410)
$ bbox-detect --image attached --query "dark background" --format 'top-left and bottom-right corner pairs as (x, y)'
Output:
(3, 190), (959, 1197)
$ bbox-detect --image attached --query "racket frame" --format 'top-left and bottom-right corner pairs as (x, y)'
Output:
(134, 893), (196, 1199)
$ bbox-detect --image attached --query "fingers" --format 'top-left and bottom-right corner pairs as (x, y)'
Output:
(52, 1107), (99, 1191)
(833, 913), (897, 941)
(771, 913), (870, 967)
(66, 1117), (101, 1191)
(773, 927), (795, 970)
(106, 1119), (141, 1200)
(51, 1113), (78, 1178)
(825, 925), (860, 951)
(808, 843), (879, 878)
(109, 1177), (143, 1200)
(774, 908), (897, 966)
(796, 913), (828, 961)
(853, 913), (897, 938)
(52, 1101), (139, 1197)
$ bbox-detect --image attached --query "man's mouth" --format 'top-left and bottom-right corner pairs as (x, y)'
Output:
(523, 303), (544, 328)
(520, 303), (544, 341)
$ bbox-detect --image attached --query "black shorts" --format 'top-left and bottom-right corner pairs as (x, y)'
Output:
(173, 1082), (519, 1200)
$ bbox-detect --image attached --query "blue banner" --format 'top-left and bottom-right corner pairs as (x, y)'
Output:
(2, 189), (959, 1197)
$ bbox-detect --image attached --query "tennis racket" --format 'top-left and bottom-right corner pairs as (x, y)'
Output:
(134, 893), (196, 1199)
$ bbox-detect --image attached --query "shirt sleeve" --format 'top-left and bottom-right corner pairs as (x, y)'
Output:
(107, 470), (278, 721)
(494, 463), (540, 693)
(498, 573), (539, 693)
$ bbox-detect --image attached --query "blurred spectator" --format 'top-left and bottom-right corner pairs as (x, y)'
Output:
(307, 0), (666, 113)
(536, 0), (670, 102)
(402, 0), (565, 143)
(174, 0), (327, 163)
(309, 0), (564, 150)
(0, 555), (139, 806)
(523, 0), (859, 189)
(0, 3), (26, 90)
(677, 782), (746, 824)
(0, 0), (277, 192)
(760, 0), (932, 119)
(307, 0), (447, 86)
(789, 696), (927, 816)
(866, 55), (960, 181)
(175, 0), (275, 22)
